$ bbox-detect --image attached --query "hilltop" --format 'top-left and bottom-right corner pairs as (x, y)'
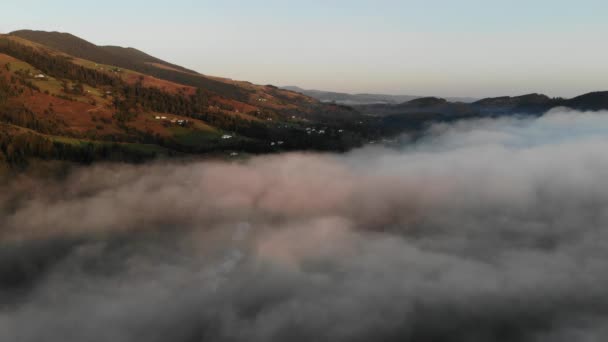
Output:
(10, 30), (197, 75)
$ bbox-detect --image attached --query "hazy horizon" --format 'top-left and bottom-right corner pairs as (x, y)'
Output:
(3, 0), (608, 98)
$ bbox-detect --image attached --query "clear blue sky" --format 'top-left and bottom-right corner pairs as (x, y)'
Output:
(3, 0), (608, 97)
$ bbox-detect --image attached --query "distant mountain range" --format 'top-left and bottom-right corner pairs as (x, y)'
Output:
(355, 92), (608, 136)
(356, 93), (608, 117)
(282, 86), (478, 105)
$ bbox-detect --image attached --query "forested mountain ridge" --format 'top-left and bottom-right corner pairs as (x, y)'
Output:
(9, 30), (323, 108)
(0, 31), (370, 171)
(353, 91), (608, 136)
(356, 92), (608, 118)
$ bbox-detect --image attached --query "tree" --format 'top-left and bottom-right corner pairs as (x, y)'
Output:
(72, 82), (85, 95)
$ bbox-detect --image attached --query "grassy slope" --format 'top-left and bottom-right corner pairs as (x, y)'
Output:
(10, 30), (196, 74)
(8, 30), (325, 114)
(0, 47), (225, 152)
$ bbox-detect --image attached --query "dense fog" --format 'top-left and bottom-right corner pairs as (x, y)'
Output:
(2, 108), (608, 341)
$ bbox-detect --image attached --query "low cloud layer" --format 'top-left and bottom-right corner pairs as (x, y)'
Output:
(3, 109), (608, 341)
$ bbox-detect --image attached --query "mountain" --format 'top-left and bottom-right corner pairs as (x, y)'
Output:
(403, 97), (448, 107)
(353, 91), (608, 136)
(356, 91), (608, 117)
(471, 93), (555, 114)
(0, 30), (371, 170)
(356, 96), (476, 117)
(282, 86), (478, 105)
(10, 30), (196, 74)
(473, 93), (551, 106)
(11, 30), (291, 102)
(2, 30), (608, 172)
(565, 91), (608, 111)
(470, 92), (608, 114)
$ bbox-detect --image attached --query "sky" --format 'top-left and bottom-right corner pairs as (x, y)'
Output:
(2, 0), (608, 98)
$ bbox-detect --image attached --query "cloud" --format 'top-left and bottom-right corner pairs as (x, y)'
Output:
(2, 109), (608, 341)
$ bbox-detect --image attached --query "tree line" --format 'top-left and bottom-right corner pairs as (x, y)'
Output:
(0, 128), (167, 167)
